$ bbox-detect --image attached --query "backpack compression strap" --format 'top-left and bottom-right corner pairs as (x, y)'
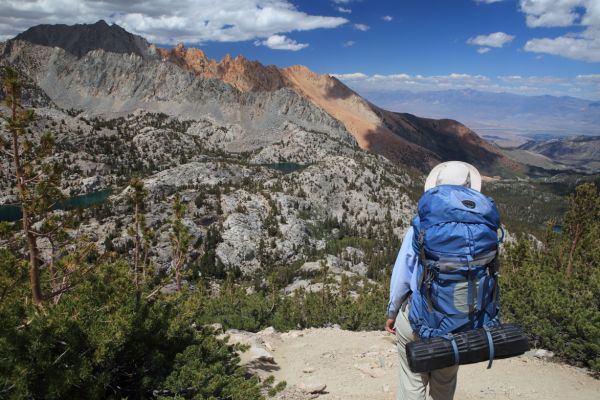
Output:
(416, 230), (434, 311)
(483, 325), (495, 369)
(442, 334), (460, 365)
(417, 230), (427, 288)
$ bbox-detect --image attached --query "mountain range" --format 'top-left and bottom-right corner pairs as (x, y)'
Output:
(514, 135), (600, 173)
(2, 20), (519, 177)
(357, 89), (600, 141)
(0, 21), (573, 284)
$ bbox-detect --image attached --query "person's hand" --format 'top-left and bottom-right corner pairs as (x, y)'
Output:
(385, 318), (396, 334)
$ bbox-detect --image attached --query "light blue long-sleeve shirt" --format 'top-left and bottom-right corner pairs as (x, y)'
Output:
(387, 226), (419, 319)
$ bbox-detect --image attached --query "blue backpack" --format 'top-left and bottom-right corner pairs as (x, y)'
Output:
(408, 185), (502, 341)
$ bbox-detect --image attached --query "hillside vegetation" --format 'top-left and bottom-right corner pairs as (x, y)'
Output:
(501, 183), (600, 372)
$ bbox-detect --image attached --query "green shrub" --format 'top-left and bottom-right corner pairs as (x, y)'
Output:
(178, 278), (388, 333)
(0, 244), (391, 399)
(501, 184), (600, 372)
(162, 336), (262, 400)
(0, 259), (264, 399)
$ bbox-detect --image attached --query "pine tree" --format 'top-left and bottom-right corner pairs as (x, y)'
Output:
(37, 212), (94, 304)
(1, 67), (42, 304)
(140, 212), (155, 280)
(170, 192), (190, 290)
(563, 183), (600, 276)
(1, 67), (66, 305)
(127, 177), (147, 287)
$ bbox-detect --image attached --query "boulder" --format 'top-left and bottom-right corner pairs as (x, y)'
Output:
(533, 349), (555, 359)
(297, 383), (327, 394)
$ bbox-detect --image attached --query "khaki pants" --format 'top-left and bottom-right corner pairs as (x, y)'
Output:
(395, 306), (458, 400)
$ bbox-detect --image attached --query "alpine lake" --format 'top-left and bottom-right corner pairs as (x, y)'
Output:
(0, 163), (307, 222)
(0, 190), (111, 222)
(263, 162), (309, 174)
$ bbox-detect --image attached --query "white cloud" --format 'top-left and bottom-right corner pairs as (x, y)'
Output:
(497, 75), (564, 84)
(372, 73), (412, 80)
(474, 0), (505, 3)
(467, 32), (515, 47)
(330, 72), (368, 80)
(577, 74), (600, 82)
(478, 47), (491, 53)
(353, 23), (370, 31)
(525, 30), (600, 62)
(332, 72), (490, 86)
(382, 15), (393, 22)
(0, 0), (348, 45)
(331, 71), (600, 99)
(337, 7), (352, 13)
(519, 0), (584, 28)
(343, 40), (355, 47)
(519, 0), (600, 62)
(497, 75), (523, 82)
(448, 73), (489, 81)
(255, 34), (308, 51)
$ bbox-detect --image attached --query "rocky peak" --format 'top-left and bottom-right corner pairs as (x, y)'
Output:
(158, 45), (290, 92)
(174, 43), (186, 53)
(222, 53), (234, 63)
(217, 54), (289, 92)
(284, 65), (319, 81)
(158, 43), (212, 74)
(11, 20), (155, 59)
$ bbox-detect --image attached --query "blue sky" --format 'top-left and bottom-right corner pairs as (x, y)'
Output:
(209, 1), (597, 77)
(0, 0), (599, 99)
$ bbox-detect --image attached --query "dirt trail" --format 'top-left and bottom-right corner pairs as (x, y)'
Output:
(238, 327), (599, 400)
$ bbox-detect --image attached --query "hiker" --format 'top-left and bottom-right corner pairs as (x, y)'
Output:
(385, 161), (495, 400)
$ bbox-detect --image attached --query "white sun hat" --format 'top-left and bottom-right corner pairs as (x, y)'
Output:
(424, 161), (482, 192)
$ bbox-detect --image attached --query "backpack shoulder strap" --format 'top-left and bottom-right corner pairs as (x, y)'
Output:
(411, 217), (433, 310)
(416, 229), (428, 284)
(410, 216), (426, 272)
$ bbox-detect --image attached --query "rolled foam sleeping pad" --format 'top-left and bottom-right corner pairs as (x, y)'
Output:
(406, 324), (529, 373)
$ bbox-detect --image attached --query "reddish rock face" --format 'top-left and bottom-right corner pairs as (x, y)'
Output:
(158, 44), (521, 175)
(159, 44), (289, 92)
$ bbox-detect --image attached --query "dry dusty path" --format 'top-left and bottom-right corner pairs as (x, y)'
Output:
(237, 327), (599, 400)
